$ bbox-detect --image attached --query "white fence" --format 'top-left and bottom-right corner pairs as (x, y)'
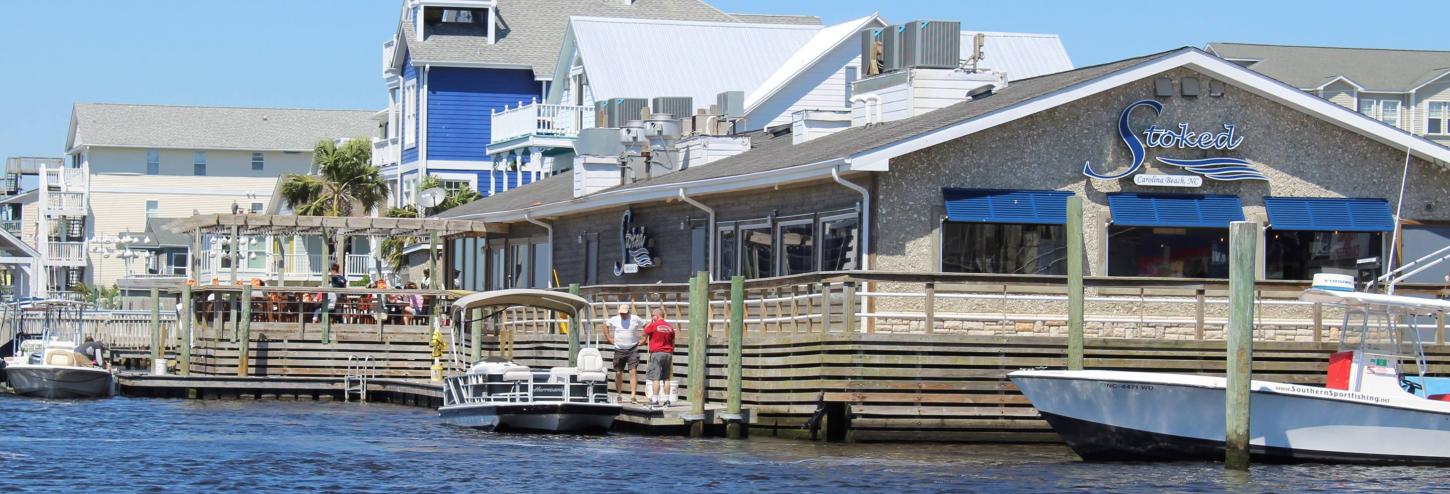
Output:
(4, 310), (179, 350)
(490, 102), (591, 143)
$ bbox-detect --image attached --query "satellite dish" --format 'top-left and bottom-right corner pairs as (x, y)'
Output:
(418, 187), (447, 209)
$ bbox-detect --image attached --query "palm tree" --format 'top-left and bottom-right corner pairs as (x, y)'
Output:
(378, 176), (483, 270)
(279, 138), (389, 217)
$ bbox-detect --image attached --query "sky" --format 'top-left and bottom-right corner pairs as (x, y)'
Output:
(3, 0), (1447, 159)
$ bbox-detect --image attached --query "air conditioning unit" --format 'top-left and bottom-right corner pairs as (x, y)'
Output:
(575, 128), (626, 157)
(881, 25), (902, 72)
(595, 98), (649, 128)
(650, 97), (693, 120)
(860, 28), (884, 76)
(715, 91), (744, 119)
(900, 20), (961, 69)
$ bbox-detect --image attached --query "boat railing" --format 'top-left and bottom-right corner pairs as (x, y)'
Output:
(442, 371), (607, 408)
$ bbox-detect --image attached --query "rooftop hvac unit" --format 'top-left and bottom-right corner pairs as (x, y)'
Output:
(650, 97), (693, 120)
(716, 91), (744, 118)
(900, 20), (961, 69)
(575, 128), (626, 157)
(881, 25), (902, 72)
(860, 28), (884, 76)
(595, 98), (649, 128)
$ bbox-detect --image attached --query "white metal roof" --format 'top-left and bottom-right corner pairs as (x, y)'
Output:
(567, 16), (820, 108)
(961, 31), (1074, 81)
(743, 14), (883, 112)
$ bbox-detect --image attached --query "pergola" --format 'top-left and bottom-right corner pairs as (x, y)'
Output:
(165, 213), (502, 288)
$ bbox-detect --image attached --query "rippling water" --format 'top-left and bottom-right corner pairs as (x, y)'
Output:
(0, 395), (1438, 493)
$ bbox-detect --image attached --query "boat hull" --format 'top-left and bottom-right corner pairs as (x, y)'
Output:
(1010, 370), (1450, 465)
(5, 365), (113, 399)
(439, 402), (622, 433)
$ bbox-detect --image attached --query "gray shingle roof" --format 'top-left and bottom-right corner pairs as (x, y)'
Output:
(439, 49), (1179, 219)
(70, 104), (379, 152)
(727, 12), (822, 25)
(398, 0), (741, 78)
(1206, 42), (1450, 92)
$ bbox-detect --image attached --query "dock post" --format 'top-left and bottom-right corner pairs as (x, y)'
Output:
(726, 275), (745, 439)
(237, 284), (253, 377)
(1225, 221), (1257, 470)
(1067, 195), (1085, 370)
(842, 281), (857, 334)
(150, 288), (162, 373)
(687, 271), (709, 437)
(180, 283), (192, 376)
(428, 232), (441, 290)
(568, 283), (581, 366)
(319, 228), (331, 345)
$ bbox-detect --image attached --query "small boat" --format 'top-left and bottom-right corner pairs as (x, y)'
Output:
(1011, 280), (1450, 465)
(2, 299), (113, 399)
(438, 289), (621, 433)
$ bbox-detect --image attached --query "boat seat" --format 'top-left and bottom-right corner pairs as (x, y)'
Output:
(501, 369), (533, 382)
(1428, 394), (1450, 402)
(576, 348), (606, 383)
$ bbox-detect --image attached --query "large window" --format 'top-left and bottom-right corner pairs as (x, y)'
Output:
(716, 227), (738, 279)
(740, 223), (774, 279)
(819, 215), (859, 271)
(778, 220), (815, 276)
(1429, 101), (1449, 135)
(403, 80), (418, 148)
(1108, 227), (1229, 278)
(193, 151), (207, 176)
(489, 244), (505, 290)
(146, 150), (159, 175)
(1266, 230), (1382, 280)
(942, 222), (1066, 275)
(1359, 98), (1403, 128)
(532, 242), (550, 288)
(509, 241), (530, 288)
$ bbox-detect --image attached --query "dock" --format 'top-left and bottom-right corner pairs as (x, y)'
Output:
(114, 373), (750, 435)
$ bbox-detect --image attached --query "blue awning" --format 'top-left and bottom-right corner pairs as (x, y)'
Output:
(1108, 193), (1245, 228)
(1264, 197), (1394, 232)
(943, 189), (1073, 225)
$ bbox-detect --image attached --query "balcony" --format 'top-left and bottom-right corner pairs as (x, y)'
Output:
(372, 137), (399, 168)
(1, 220), (20, 236)
(487, 102), (592, 155)
(46, 241), (86, 266)
(382, 38), (397, 77)
(200, 253), (383, 284)
(44, 191), (86, 215)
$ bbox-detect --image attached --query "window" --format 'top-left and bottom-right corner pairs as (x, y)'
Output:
(532, 242), (550, 288)
(1108, 227), (1230, 278)
(442, 9), (474, 23)
(942, 222), (1067, 275)
(778, 220), (815, 276)
(717, 227), (738, 279)
(844, 66), (858, 108)
(1266, 231), (1382, 280)
(439, 179), (469, 195)
(509, 241), (530, 288)
(171, 252), (188, 276)
(739, 223), (774, 279)
(145, 200), (159, 218)
(193, 151), (207, 176)
(251, 152), (264, 171)
(819, 216), (859, 271)
(250, 202), (264, 213)
(489, 244), (506, 290)
(146, 150), (159, 175)
(1358, 98), (1403, 128)
(1429, 102), (1450, 135)
(403, 80), (418, 148)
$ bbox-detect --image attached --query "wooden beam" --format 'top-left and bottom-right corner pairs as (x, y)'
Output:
(1066, 196), (1084, 370)
(1225, 221), (1256, 471)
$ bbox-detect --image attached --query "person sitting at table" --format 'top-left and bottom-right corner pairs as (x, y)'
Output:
(403, 282), (423, 325)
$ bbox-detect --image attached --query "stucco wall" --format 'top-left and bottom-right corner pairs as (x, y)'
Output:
(874, 67), (1449, 276)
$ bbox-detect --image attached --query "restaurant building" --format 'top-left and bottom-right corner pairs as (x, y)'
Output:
(436, 46), (1450, 293)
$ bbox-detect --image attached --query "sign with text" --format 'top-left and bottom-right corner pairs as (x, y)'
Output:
(1082, 99), (1267, 182)
(1133, 174), (1203, 187)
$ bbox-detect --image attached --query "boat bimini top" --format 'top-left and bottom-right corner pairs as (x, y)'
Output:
(451, 289), (591, 316)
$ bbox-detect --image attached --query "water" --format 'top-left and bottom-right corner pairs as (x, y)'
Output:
(0, 395), (1438, 493)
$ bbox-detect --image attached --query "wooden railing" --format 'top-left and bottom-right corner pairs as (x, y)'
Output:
(6, 310), (178, 350)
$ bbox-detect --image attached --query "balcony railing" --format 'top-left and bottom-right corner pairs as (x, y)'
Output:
(44, 191), (85, 214)
(490, 102), (592, 144)
(372, 137), (398, 168)
(47, 241), (86, 264)
(0, 220), (20, 236)
(200, 253), (383, 283)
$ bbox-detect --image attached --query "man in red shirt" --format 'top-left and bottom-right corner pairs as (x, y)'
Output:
(642, 308), (676, 406)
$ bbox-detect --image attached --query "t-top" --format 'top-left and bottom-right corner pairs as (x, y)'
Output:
(643, 319), (676, 354)
(606, 315), (645, 350)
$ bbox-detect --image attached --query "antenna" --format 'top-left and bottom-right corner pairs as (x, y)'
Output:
(418, 187), (447, 209)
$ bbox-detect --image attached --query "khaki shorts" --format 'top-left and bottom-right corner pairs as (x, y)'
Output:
(612, 346), (640, 372)
(645, 352), (672, 381)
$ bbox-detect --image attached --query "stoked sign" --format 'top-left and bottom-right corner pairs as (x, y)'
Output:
(1082, 99), (1267, 182)
(613, 209), (657, 276)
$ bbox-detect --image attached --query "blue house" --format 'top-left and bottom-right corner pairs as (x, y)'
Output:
(378, 0), (789, 206)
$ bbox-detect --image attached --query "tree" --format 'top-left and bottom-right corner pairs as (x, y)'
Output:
(379, 176), (482, 270)
(279, 138), (389, 217)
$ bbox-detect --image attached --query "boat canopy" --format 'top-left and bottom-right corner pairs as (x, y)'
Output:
(451, 289), (591, 315)
(1301, 289), (1450, 316)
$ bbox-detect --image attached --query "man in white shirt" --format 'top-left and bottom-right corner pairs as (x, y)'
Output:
(602, 304), (645, 403)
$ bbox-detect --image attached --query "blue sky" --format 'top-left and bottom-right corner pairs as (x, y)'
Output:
(3, 0), (1446, 158)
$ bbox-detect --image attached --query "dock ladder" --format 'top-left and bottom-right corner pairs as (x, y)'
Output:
(343, 355), (376, 402)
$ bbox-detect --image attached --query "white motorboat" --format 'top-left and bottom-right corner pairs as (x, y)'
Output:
(439, 289), (621, 433)
(2, 300), (113, 399)
(1011, 286), (1450, 465)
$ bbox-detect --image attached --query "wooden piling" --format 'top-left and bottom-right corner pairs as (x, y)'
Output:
(180, 283), (192, 376)
(1225, 221), (1256, 470)
(238, 284), (253, 377)
(1066, 195), (1084, 370)
(149, 288), (162, 371)
(687, 272), (709, 437)
(727, 275), (745, 439)
(843, 281), (857, 334)
(320, 228), (331, 344)
(568, 283), (581, 366)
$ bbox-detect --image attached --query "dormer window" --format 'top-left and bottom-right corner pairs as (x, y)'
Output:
(442, 9), (474, 23)
(424, 7), (481, 25)
(415, 1), (497, 43)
